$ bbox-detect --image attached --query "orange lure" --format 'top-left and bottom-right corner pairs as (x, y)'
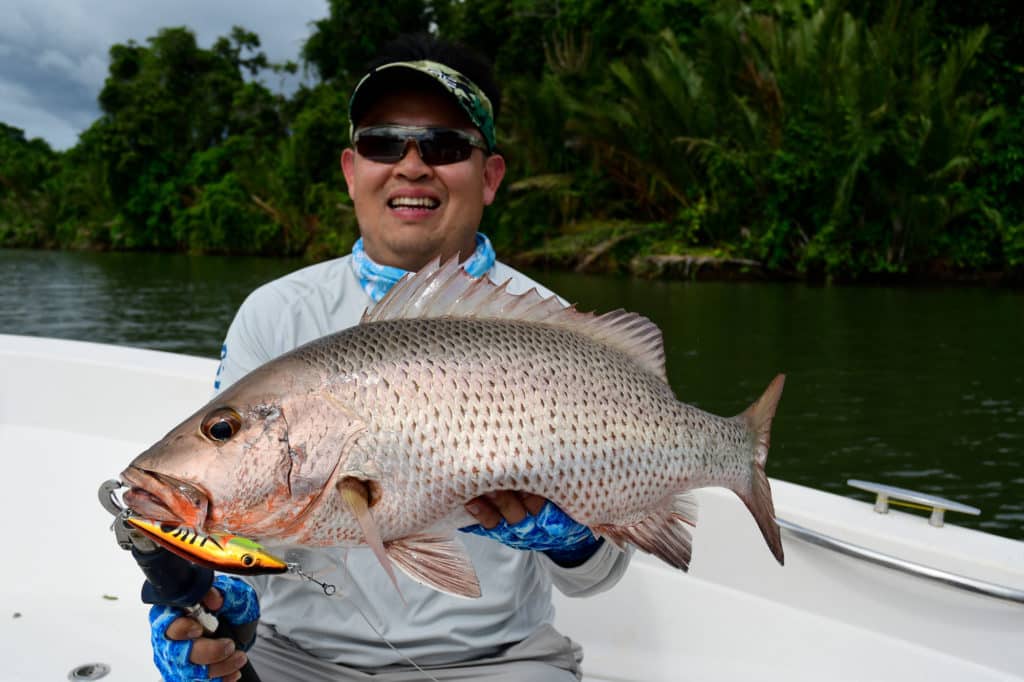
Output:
(125, 516), (288, 576)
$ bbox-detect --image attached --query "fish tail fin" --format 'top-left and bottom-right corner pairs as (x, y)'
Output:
(735, 373), (785, 566)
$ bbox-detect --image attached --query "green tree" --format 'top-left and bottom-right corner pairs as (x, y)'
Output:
(0, 124), (60, 246)
(439, 0), (712, 80)
(302, 0), (434, 85)
(88, 26), (286, 250)
(557, 0), (1004, 277)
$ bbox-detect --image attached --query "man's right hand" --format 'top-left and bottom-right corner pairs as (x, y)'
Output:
(149, 575), (259, 682)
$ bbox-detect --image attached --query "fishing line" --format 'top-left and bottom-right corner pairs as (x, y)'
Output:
(294, 553), (442, 682)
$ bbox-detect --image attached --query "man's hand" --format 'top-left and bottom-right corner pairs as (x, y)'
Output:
(149, 575), (258, 682)
(462, 491), (603, 567)
(464, 491), (546, 527)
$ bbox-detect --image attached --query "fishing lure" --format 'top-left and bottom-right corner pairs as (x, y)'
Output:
(124, 516), (288, 576)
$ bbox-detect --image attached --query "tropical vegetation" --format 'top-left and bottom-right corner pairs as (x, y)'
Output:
(1, 0), (1021, 281)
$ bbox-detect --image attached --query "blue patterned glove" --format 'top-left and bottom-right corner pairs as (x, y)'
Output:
(461, 500), (603, 567)
(149, 575), (260, 682)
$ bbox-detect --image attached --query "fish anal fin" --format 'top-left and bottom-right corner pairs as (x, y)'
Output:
(594, 492), (699, 571)
(386, 534), (482, 599)
(338, 476), (404, 601)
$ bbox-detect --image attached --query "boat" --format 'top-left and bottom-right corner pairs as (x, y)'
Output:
(2, 333), (1020, 681)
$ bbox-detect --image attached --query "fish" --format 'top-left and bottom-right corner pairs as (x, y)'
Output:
(124, 515), (288, 575)
(121, 257), (785, 598)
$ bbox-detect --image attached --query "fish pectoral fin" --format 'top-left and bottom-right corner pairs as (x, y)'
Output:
(593, 492), (699, 571)
(337, 476), (404, 601)
(386, 534), (482, 599)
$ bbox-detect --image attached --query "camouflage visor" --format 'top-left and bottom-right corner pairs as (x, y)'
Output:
(348, 59), (496, 153)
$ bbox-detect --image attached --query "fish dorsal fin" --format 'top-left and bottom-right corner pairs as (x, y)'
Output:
(362, 256), (667, 382)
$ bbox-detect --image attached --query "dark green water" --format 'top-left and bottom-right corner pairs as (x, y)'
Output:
(2, 249), (1022, 540)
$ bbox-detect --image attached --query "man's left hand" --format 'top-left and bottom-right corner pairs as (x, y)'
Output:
(462, 491), (603, 567)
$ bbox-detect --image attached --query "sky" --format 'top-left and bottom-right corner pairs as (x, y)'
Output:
(1, 0), (329, 151)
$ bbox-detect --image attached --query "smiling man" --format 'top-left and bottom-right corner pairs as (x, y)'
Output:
(148, 34), (631, 682)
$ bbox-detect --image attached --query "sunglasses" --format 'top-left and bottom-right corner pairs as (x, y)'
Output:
(352, 125), (489, 166)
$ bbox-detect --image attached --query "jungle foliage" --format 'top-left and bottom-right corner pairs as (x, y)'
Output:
(1, 0), (1021, 281)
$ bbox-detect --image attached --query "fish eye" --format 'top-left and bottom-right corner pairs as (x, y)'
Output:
(200, 408), (243, 443)
(242, 554), (254, 566)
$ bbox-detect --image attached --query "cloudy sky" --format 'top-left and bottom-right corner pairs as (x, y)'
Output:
(1, 0), (329, 150)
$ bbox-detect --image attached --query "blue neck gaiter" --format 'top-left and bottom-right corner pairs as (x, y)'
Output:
(352, 233), (496, 302)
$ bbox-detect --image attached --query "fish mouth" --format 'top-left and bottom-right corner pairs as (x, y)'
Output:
(121, 467), (210, 527)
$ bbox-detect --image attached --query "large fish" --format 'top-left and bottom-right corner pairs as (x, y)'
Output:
(122, 258), (785, 598)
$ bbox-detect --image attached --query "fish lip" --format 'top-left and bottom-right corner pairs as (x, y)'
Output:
(121, 467), (210, 527)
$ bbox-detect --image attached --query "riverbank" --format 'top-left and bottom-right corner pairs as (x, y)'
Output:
(509, 247), (1024, 287)
(4, 243), (1022, 287)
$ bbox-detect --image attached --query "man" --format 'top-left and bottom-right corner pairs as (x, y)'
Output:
(148, 35), (630, 682)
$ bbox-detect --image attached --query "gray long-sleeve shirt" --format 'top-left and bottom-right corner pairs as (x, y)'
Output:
(215, 254), (631, 667)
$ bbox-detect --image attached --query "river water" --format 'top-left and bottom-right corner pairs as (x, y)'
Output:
(2, 248), (1022, 540)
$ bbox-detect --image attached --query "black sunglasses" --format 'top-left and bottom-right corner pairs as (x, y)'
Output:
(352, 125), (489, 166)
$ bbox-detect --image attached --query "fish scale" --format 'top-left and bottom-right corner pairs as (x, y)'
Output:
(122, 257), (785, 598)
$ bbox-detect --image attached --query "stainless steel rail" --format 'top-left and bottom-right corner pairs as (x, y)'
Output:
(777, 518), (1024, 605)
